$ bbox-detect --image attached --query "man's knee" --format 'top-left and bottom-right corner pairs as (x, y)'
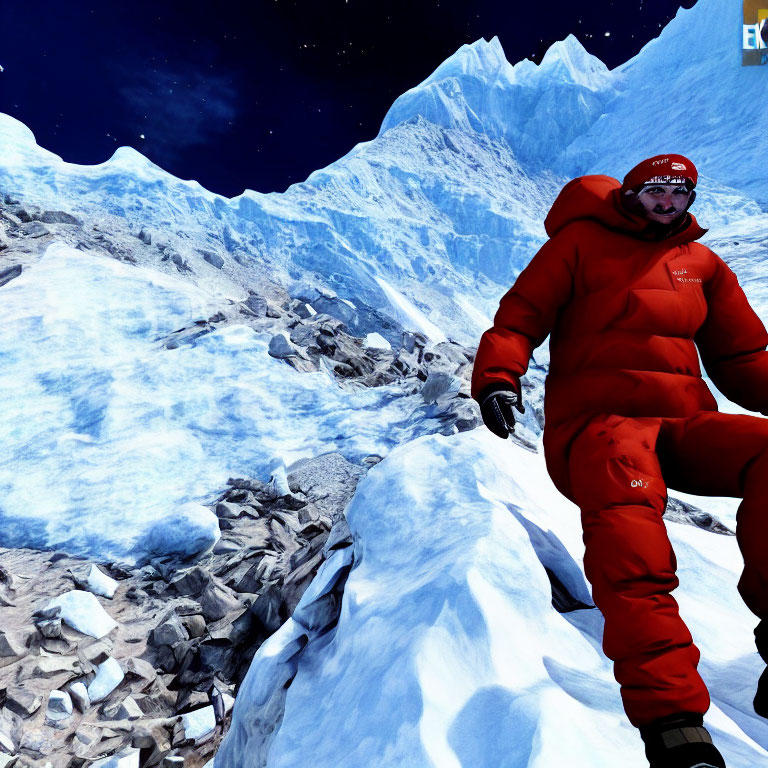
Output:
(581, 504), (678, 595)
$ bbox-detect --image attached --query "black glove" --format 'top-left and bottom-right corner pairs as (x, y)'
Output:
(478, 383), (525, 439)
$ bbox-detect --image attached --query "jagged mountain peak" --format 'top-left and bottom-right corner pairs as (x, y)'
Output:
(535, 33), (612, 91)
(421, 35), (511, 84)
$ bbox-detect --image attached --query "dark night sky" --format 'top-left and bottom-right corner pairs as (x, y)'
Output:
(0, 1), (697, 197)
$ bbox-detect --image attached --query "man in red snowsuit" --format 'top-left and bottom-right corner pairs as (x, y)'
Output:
(472, 154), (768, 768)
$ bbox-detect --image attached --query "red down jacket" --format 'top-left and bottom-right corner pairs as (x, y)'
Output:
(471, 174), (768, 500)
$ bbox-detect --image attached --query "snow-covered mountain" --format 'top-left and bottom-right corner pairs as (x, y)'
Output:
(1, 0), (768, 763)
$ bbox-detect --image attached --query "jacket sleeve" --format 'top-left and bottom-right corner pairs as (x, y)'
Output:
(471, 231), (577, 402)
(695, 253), (768, 415)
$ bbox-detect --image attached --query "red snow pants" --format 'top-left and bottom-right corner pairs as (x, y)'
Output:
(566, 409), (768, 727)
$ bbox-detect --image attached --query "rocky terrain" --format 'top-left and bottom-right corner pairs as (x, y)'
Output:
(0, 191), (735, 767)
(0, 190), (488, 767)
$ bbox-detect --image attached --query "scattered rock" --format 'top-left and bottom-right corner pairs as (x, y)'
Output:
(19, 728), (55, 756)
(123, 656), (158, 692)
(268, 332), (299, 359)
(421, 371), (461, 404)
(83, 564), (119, 598)
(46, 590), (117, 639)
(15, 220), (49, 238)
(38, 210), (81, 225)
(181, 614), (206, 639)
(215, 501), (243, 520)
(0, 713), (16, 754)
(170, 253), (192, 273)
(87, 657), (125, 703)
(36, 618), (62, 639)
(136, 501), (220, 562)
(0, 630), (25, 659)
(19, 654), (81, 682)
(5, 686), (42, 718)
(202, 250), (224, 269)
(78, 636), (114, 665)
(132, 721), (173, 762)
(364, 331), (391, 350)
(69, 681), (91, 712)
(45, 690), (73, 727)
(150, 614), (189, 648)
(118, 696), (143, 721)
(175, 706), (216, 746)
(0, 264), (22, 288)
(664, 496), (734, 535)
(244, 291), (267, 316)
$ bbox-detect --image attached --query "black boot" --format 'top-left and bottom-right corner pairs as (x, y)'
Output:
(754, 620), (768, 718)
(638, 712), (726, 768)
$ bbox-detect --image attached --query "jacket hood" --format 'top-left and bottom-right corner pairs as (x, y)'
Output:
(544, 175), (708, 245)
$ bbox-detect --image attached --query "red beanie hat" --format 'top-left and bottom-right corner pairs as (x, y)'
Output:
(621, 154), (698, 194)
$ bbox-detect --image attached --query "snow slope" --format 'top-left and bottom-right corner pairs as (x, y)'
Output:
(0, 244), (447, 561)
(217, 430), (768, 767)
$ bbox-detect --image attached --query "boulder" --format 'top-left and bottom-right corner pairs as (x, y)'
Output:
(0, 630), (25, 659)
(5, 686), (42, 717)
(19, 654), (81, 682)
(268, 333), (298, 359)
(36, 618), (62, 639)
(197, 582), (242, 623)
(269, 461), (291, 497)
(16, 220), (49, 238)
(294, 302), (316, 319)
(150, 614), (189, 648)
(363, 332), (391, 350)
(0, 264), (22, 288)
(45, 690), (73, 727)
(202, 250), (224, 269)
(421, 371), (462, 404)
(136, 502), (220, 561)
(244, 292), (268, 316)
(84, 565), (119, 599)
(19, 729), (55, 756)
(174, 705), (216, 746)
(38, 210), (81, 225)
(69, 681), (91, 712)
(118, 696), (143, 721)
(87, 657), (125, 703)
(215, 501), (243, 519)
(46, 590), (117, 639)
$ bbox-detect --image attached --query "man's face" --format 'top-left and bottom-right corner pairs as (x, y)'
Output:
(636, 184), (693, 224)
